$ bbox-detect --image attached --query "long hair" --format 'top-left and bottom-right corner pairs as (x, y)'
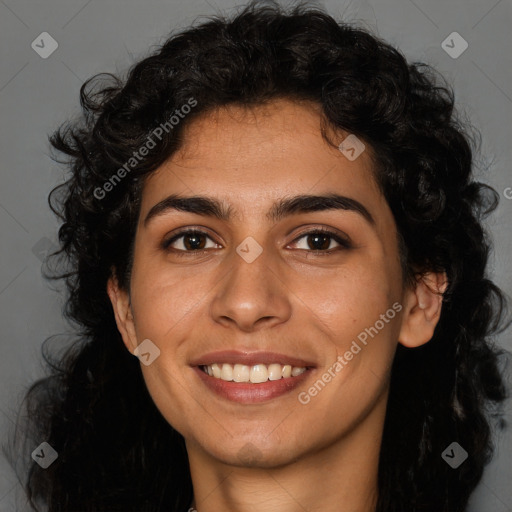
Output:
(5, 1), (509, 511)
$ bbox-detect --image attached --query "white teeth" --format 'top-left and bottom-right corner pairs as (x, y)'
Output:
(282, 365), (292, 378)
(268, 363), (283, 381)
(250, 364), (268, 383)
(221, 363), (233, 381)
(202, 363), (307, 383)
(233, 364), (250, 382)
(211, 363), (222, 378)
(291, 366), (306, 377)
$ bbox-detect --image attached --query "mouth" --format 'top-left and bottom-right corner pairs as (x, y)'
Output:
(200, 362), (307, 383)
(191, 351), (316, 404)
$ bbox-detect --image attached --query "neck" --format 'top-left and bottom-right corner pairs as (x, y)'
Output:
(186, 397), (385, 512)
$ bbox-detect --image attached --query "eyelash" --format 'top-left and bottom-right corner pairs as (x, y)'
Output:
(161, 227), (352, 258)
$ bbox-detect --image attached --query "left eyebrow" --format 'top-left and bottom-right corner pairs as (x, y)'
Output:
(143, 193), (375, 227)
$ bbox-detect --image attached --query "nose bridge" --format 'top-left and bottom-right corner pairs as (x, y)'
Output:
(210, 241), (291, 331)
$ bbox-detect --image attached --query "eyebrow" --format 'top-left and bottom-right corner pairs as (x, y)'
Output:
(143, 193), (375, 227)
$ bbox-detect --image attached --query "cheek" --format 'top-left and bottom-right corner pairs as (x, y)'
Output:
(129, 255), (217, 340)
(139, 361), (198, 437)
(297, 252), (400, 341)
(295, 250), (402, 398)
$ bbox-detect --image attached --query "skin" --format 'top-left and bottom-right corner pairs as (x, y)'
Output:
(108, 99), (447, 512)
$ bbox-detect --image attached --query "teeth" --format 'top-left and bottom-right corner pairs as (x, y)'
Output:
(211, 363), (222, 378)
(250, 364), (268, 383)
(268, 363), (283, 381)
(202, 363), (307, 383)
(291, 366), (306, 377)
(221, 363), (233, 381)
(233, 364), (250, 382)
(282, 365), (292, 378)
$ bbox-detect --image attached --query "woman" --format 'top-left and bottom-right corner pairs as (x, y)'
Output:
(9, 1), (508, 511)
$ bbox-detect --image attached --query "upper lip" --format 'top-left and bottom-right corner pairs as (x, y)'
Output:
(190, 350), (316, 368)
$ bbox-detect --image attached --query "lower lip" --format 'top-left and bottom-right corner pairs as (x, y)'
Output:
(193, 366), (313, 404)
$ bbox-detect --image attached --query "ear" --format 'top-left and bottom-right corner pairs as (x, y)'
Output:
(398, 271), (448, 348)
(107, 274), (138, 354)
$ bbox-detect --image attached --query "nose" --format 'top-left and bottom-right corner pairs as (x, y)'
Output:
(209, 246), (292, 332)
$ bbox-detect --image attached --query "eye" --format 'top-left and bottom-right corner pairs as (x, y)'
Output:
(162, 229), (220, 255)
(161, 227), (352, 257)
(289, 228), (352, 254)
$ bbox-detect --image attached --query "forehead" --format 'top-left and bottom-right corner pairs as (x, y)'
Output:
(139, 99), (385, 222)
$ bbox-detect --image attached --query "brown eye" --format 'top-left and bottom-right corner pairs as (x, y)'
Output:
(181, 232), (207, 250)
(305, 233), (332, 250)
(290, 228), (352, 253)
(162, 229), (219, 253)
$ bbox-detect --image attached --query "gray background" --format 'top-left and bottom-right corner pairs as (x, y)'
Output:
(0, 0), (511, 510)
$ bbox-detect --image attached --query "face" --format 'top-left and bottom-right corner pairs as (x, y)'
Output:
(108, 99), (442, 469)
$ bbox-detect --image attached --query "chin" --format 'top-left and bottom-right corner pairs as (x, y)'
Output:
(191, 428), (315, 469)
(213, 443), (303, 469)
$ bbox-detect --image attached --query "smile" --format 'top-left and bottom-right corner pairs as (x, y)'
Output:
(191, 351), (316, 403)
(201, 363), (306, 383)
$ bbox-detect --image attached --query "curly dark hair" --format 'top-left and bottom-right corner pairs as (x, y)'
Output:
(5, 1), (509, 511)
